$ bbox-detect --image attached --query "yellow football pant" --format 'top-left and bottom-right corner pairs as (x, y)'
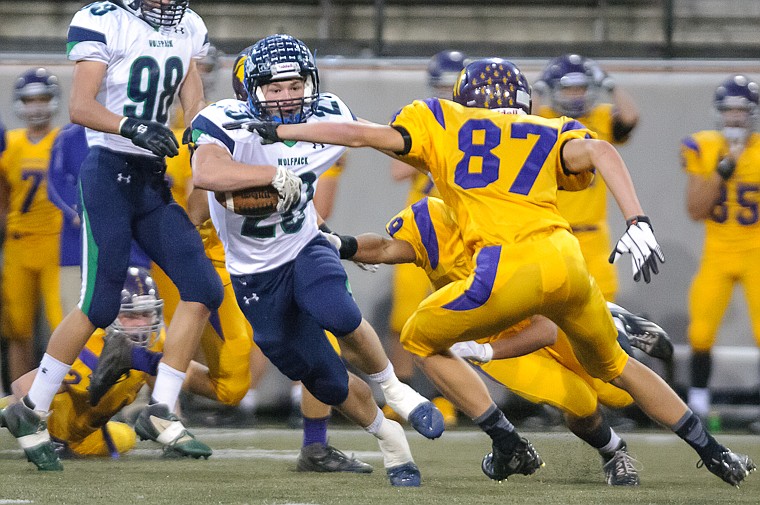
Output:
(401, 229), (628, 382)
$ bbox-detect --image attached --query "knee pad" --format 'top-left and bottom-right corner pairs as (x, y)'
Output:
(85, 292), (122, 329)
(211, 378), (250, 407)
(177, 260), (224, 311)
(302, 368), (349, 406)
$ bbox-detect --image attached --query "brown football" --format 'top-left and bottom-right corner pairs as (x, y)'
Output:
(214, 185), (279, 217)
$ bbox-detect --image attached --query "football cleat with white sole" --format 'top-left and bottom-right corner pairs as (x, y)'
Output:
(698, 447), (756, 487)
(608, 302), (674, 361)
(89, 330), (134, 406)
(296, 443), (373, 473)
(134, 403), (212, 459)
(0, 400), (62, 471)
(387, 462), (421, 487)
(482, 437), (543, 481)
(602, 442), (640, 486)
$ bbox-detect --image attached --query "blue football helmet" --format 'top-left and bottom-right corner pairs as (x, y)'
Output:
(117, 0), (188, 28)
(428, 50), (467, 97)
(243, 34), (320, 124)
(453, 58), (531, 114)
(13, 68), (60, 126)
(110, 266), (164, 347)
(714, 75), (759, 144)
(536, 54), (601, 118)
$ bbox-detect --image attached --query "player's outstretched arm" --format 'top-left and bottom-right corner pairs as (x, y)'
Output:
(276, 121), (408, 154)
(353, 233), (417, 265)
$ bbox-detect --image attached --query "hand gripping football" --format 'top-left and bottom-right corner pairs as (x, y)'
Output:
(214, 185), (279, 217)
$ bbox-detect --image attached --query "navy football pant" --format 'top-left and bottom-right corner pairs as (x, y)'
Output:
(231, 234), (362, 406)
(79, 147), (223, 329)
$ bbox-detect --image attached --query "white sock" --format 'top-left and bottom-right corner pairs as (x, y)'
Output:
(364, 407), (414, 468)
(687, 387), (711, 418)
(27, 354), (71, 412)
(367, 361), (395, 383)
(151, 362), (186, 412)
(376, 376), (426, 420)
(599, 428), (623, 455)
(239, 389), (257, 413)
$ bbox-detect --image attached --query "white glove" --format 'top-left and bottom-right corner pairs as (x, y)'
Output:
(271, 166), (303, 213)
(352, 261), (378, 273)
(449, 341), (494, 364)
(609, 215), (665, 283)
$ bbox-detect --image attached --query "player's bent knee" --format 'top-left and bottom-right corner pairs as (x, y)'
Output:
(303, 371), (349, 406)
(212, 381), (249, 407)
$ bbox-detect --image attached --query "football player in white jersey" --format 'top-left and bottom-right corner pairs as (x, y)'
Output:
(0, 0), (225, 470)
(190, 34), (422, 487)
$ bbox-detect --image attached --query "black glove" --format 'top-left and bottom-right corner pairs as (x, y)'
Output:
(248, 121), (281, 145)
(716, 157), (736, 181)
(119, 117), (179, 158)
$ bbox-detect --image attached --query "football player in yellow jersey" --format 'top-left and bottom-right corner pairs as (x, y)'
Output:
(384, 51), (463, 426)
(681, 75), (760, 432)
(249, 57), (754, 486)
(0, 68), (64, 382)
(1, 267), (175, 460)
(534, 54), (639, 301)
(333, 195), (648, 485)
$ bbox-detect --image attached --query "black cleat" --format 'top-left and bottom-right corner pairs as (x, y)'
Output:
(482, 437), (543, 481)
(608, 302), (674, 361)
(698, 447), (756, 487)
(89, 330), (134, 406)
(602, 442), (640, 486)
(296, 443), (373, 473)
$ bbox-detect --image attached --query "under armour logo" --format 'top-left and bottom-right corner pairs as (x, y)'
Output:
(312, 142), (325, 149)
(41, 367), (48, 374)
(136, 124), (148, 135)
(243, 293), (259, 305)
(174, 26), (185, 34)
(117, 173), (132, 184)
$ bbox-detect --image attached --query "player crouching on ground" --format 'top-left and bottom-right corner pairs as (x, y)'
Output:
(0, 267), (204, 461)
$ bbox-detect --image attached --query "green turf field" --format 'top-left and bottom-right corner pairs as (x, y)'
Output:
(0, 427), (758, 505)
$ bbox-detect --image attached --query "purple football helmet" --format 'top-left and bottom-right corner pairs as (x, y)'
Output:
(232, 45), (253, 101)
(452, 58), (531, 113)
(110, 266), (164, 347)
(243, 34), (320, 124)
(13, 67), (60, 126)
(118, 0), (188, 28)
(714, 75), (759, 143)
(536, 54), (601, 118)
(428, 50), (467, 97)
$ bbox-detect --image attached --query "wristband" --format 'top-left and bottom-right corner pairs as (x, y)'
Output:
(338, 235), (358, 260)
